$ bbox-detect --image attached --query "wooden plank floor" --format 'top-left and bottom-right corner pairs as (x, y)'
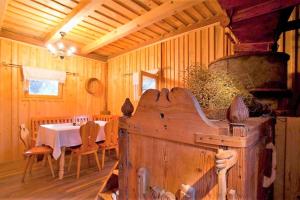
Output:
(0, 152), (118, 200)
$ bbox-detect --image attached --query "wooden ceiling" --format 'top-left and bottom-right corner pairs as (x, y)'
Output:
(0, 0), (227, 61)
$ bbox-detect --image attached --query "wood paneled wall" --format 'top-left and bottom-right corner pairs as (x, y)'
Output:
(107, 24), (234, 114)
(0, 38), (107, 163)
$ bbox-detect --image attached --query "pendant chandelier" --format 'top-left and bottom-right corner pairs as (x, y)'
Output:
(47, 32), (76, 60)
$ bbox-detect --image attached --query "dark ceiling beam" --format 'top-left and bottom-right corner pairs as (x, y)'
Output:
(218, 0), (267, 10)
(282, 19), (300, 31)
(231, 0), (300, 23)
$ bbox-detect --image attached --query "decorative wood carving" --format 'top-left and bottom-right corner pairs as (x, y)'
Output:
(227, 96), (249, 123)
(215, 149), (238, 200)
(176, 184), (196, 200)
(121, 98), (134, 117)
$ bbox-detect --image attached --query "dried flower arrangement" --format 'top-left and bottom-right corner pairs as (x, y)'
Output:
(184, 65), (253, 119)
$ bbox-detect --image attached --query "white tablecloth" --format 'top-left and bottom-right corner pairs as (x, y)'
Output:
(36, 121), (107, 159)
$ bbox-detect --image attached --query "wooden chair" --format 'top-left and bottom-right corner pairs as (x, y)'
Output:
(68, 121), (101, 179)
(98, 118), (119, 169)
(19, 124), (55, 182)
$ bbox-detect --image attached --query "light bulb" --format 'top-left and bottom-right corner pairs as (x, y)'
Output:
(70, 46), (76, 53)
(57, 42), (64, 50)
(67, 50), (73, 56)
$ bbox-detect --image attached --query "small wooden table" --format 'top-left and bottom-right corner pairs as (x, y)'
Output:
(36, 121), (107, 179)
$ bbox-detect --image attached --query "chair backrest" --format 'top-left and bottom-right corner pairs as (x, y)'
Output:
(31, 116), (73, 139)
(79, 121), (100, 151)
(103, 118), (119, 147)
(74, 115), (91, 123)
(19, 124), (31, 151)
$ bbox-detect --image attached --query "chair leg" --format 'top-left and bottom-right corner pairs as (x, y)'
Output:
(47, 154), (55, 178)
(94, 152), (101, 172)
(68, 152), (73, 172)
(101, 149), (106, 169)
(42, 154), (47, 166)
(115, 147), (119, 159)
(76, 155), (82, 179)
(22, 156), (32, 182)
(28, 155), (35, 175)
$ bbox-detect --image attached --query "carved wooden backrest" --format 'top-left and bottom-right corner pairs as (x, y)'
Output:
(79, 121), (100, 151)
(19, 124), (31, 151)
(130, 87), (222, 136)
(103, 118), (119, 147)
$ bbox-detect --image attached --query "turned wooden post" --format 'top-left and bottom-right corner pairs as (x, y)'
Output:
(119, 98), (134, 200)
(121, 98), (134, 118)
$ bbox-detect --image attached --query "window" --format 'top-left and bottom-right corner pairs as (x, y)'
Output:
(140, 71), (158, 94)
(28, 79), (59, 96)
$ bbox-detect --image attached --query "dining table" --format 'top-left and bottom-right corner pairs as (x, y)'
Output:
(36, 120), (107, 179)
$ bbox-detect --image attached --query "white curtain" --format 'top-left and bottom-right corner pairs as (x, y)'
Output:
(22, 66), (66, 83)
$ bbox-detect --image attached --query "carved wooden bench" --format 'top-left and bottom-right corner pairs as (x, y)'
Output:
(118, 88), (274, 200)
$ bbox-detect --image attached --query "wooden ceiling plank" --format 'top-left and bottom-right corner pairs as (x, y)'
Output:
(82, 0), (201, 54)
(69, 27), (99, 40)
(119, 37), (140, 46)
(144, 27), (162, 36)
(133, 29), (153, 40)
(163, 17), (182, 29)
(74, 24), (104, 37)
(113, 0), (148, 15)
(89, 11), (122, 29)
(9, 1), (62, 23)
(103, 1), (139, 20)
(14, 0), (66, 19)
(111, 41), (129, 49)
(197, 2), (215, 18)
(193, 4), (210, 19)
(153, 22), (173, 33)
(0, 29), (44, 45)
(44, 0), (102, 43)
(78, 20), (110, 34)
(2, 23), (45, 38)
(34, 0), (73, 14)
(7, 5), (58, 26)
(125, 35), (145, 43)
(4, 15), (51, 32)
(5, 9), (55, 29)
(131, 0), (160, 11)
(83, 16), (115, 32)
(55, 0), (78, 8)
(173, 14), (190, 26)
(96, 6), (131, 24)
(232, 0), (300, 23)
(109, 14), (225, 58)
(0, 0), (9, 29)
(189, 6), (206, 20)
(182, 10), (198, 23)
(147, 25), (168, 35)
(130, 32), (148, 42)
